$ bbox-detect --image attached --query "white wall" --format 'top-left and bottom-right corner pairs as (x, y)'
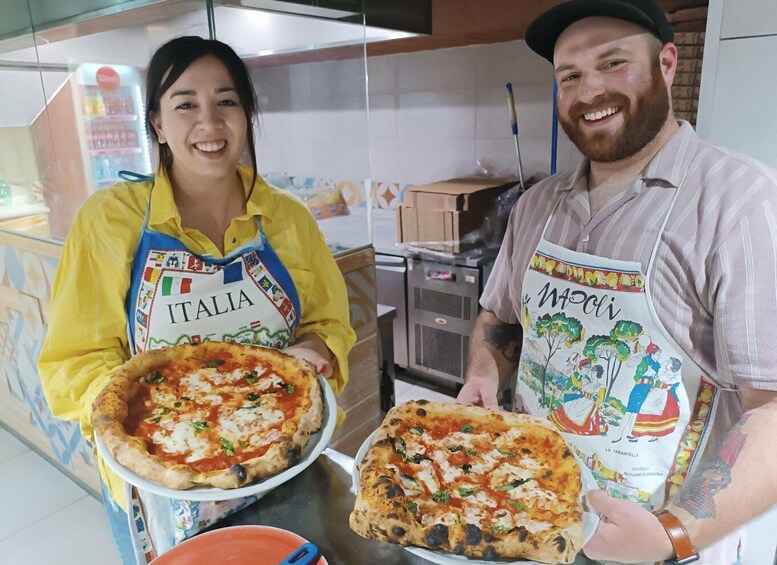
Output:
(252, 39), (580, 194)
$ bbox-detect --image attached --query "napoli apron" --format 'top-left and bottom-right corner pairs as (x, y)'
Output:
(515, 183), (742, 563)
(121, 187), (300, 563)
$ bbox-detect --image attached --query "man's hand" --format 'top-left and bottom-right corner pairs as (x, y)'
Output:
(583, 490), (674, 563)
(285, 335), (333, 378)
(456, 376), (500, 410)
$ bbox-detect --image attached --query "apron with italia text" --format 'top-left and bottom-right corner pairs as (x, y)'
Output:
(515, 183), (742, 563)
(121, 189), (300, 563)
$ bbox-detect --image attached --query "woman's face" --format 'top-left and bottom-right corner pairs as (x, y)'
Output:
(151, 55), (248, 185)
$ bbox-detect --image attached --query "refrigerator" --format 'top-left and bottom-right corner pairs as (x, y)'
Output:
(74, 63), (152, 191)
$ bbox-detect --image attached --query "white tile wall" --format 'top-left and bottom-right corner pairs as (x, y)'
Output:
(251, 39), (580, 190)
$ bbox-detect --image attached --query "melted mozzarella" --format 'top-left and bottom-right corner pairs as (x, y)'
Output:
(489, 462), (536, 486)
(256, 372), (283, 392)
(218, 405), (284, 440)
(180, 370), (213, 394)
(153, 421), (211, 462)
(415, 460), (440, 494)
(505, 480), (559, 508)
(430, 448), (463, 483)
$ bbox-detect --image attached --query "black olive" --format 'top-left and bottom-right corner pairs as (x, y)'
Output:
(229, 463), (247, 483)
(465, 524), (482, 545)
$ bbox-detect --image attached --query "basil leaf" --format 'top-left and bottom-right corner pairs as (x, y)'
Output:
(409, 426), (424, 436)
(181, 396), (192, 401)
(496, 448), (517, 458)
(246, 392), (259, 401)
(191, 421), (208, 433)
(458, 487), (478, 497)
(144, 370), (166, 384)
(401, 474), (417, 483)
(161, 407), (170, 415)
(460, 424), (474, 433)
(465, 448), (477, 457)
(403, 453), (430, 464)
(461, 463), (473, 474)
(173, 401), (182, 408)
(407, 502), (418, 514)
(447, 445), (463, 452)
(239, 440), (249, 449)
(220, 437), (235, 457)
(489, 525), (515, 534)
(151, 416), (161, 423)
(283, 383), (296, 394)
(431, 490), (450, 504)
(238, 402), (263, 410)
(244, 371), (258, 384)
(203, 359), (225, 369)
(508, 500), (528, 512)
(496, 478), (531, 491)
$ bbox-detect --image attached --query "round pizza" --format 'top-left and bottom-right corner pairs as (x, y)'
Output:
(92, 341), (324, 490)
(349, 400), (584, 563)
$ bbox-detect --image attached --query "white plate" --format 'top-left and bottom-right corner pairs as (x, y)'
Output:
(95, 373), (336, 501)
(352, 429), (600, 565)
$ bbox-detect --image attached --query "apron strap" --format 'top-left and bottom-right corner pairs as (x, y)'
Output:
(118, 170), (156, 183)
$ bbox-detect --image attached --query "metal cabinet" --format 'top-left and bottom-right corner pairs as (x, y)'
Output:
(406, 258), (480, 386)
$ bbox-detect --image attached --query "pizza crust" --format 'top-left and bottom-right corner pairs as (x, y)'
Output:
(349, 400), (584, 563)
(92, 342), (323, 490)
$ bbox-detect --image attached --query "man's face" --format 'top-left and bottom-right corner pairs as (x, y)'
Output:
(553, 17), (672, 163)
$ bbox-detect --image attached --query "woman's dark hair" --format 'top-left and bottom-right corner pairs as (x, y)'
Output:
(145, 36), (258, 192)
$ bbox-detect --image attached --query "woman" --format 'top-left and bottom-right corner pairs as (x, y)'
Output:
(38, 36), (355, 564)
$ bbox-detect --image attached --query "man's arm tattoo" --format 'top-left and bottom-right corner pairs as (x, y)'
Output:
(482, 322), (522, 364)
(675, 412), (752, 519)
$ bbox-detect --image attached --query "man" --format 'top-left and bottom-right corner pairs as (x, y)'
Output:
(456, 1), (777, 563)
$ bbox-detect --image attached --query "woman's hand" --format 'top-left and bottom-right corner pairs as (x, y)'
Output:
(285, 334), (334, 378)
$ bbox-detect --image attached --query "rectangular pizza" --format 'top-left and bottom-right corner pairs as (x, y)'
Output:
(349, 400), (584, 563)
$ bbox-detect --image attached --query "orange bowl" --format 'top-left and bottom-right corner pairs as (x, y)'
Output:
(150, 525), (328, 565)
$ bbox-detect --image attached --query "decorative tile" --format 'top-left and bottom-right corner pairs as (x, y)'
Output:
(337, 180), (363, 207)
(372, 182), (401, 210)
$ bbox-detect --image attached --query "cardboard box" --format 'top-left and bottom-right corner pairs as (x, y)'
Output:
(397, 177), (517, 253)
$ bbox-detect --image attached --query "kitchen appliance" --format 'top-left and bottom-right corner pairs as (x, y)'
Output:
(73, 63), (152, 191)
(375, 253), (409, 368)
(406, 254), (493, 388)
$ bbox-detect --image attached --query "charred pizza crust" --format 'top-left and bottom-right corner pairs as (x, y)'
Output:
(350, 401), (584, 563)
(92, 342), (323, 490)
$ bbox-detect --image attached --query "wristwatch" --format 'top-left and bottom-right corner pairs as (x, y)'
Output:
(652, 508), (700, 564)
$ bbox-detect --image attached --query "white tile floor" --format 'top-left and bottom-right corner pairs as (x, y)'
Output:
(0, 377), (453, 565)
(0, 426), (120, 565)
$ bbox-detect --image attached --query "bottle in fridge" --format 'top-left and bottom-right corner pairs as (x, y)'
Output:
(74, 64), (152, 191)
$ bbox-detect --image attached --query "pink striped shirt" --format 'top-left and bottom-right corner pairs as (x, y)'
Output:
(483, 121), (777, 395)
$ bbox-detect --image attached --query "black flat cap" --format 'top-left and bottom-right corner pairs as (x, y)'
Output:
(525, 0), (674, 63)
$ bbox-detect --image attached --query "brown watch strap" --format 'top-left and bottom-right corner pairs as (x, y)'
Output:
(653, 509), (699, 564)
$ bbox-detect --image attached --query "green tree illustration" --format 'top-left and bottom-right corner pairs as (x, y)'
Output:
(535, 312), (584, 406)
(610, 320), (643, 351)
(583, 335), (632, 399)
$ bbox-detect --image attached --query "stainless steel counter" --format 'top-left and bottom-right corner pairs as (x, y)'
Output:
(216, 449), (592, 564)
(217, 448), (429, 564)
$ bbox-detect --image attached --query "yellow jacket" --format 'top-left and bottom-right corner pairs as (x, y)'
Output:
(38, 164), (356, 508)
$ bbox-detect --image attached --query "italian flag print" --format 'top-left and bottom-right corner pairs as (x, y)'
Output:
(161, 276), (192, 296)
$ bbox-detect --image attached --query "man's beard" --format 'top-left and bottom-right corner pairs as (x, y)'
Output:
(558, 63), (670, 163)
